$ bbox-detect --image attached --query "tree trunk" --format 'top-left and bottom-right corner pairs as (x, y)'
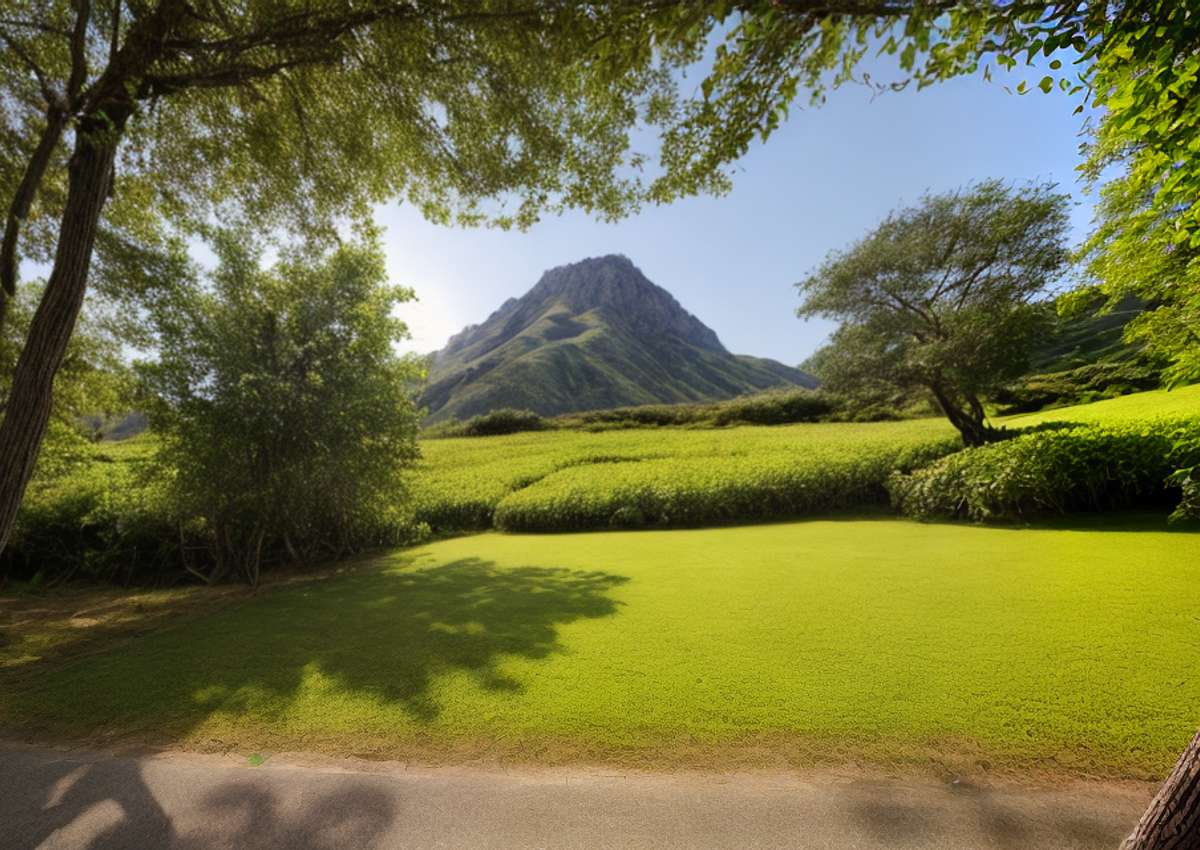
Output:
(0, 112), (126, 555)
(1122, 729), (1200, 849)
(927, 383), (997, 447)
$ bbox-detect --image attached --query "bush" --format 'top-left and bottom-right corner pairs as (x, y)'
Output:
(556, 389), (845, 430)
(1167, 427), (1200, 522)
(493, 438), (957, 532)
(457, 408), (550, 437)
(559, 403), (705, 429)
(711, 390), (837, 426)
(3, 439), (178, 585)
(888, 418), (1200, 522)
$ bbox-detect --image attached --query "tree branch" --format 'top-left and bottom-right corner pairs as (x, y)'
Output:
(109, 0), (122, 66)
(0, 17), (72, 37)
(0, 32), (61, 106)
(141, 56), (325, 95)
(66, 0), (93, 102)
(0, 109), (69, 302)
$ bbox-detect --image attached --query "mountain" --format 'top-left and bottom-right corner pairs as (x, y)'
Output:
(420, 255), (817, 422)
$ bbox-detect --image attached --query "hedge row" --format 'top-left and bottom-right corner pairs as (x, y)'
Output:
(493, 440), (957, 532)
(887, 418), (1200, 522)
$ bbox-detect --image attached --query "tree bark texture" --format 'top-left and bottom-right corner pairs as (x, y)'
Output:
(1123, 729), (1200, 850)
(0, 111), (125, 553)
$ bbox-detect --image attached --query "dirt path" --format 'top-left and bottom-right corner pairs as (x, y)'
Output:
(0, 743), (1151, 849)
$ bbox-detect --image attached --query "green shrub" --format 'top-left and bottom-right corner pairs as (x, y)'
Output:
(555, 389), (847, 430)
(459, 408), (550, 436)
(560, 403), (705, 429)
(888, 418), (1200, 521)
(711, 390), (837, 426)
(493, 437), (957, 532)
(137, 232), (423, 585)
(1167, 427), (1200, 522)
(4, 439), (178, 585)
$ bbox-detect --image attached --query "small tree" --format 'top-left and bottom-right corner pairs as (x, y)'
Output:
(138, 231), (421, 586)
(797, 180), (1070, 446)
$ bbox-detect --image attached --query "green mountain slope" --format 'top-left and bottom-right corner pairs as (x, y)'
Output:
(995, 295), (1165, 413)
(421, 256), (816, 422)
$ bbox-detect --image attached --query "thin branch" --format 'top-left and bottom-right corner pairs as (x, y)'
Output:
(0, 32), (60, 106)
(109, 0), (122, 66)
(66, 0), (92, 102)
(141, 55), (326, 95)
(0, 109), (69, 302)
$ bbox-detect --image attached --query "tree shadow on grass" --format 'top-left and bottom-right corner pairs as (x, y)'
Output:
(3, 557), (629, 740)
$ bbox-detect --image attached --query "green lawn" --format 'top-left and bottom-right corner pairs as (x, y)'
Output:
(5, 515), (1198, 778)
(1011, 382), (1200, 425)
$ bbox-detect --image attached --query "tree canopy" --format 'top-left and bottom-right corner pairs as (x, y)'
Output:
(797, 180), (1071, 445)
(139, 229), (423, 585)
(1070, 7), (1200, 389)
(1, 0), (1197, 552)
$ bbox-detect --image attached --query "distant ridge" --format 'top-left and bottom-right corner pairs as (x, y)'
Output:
(420, 255), (817, 422)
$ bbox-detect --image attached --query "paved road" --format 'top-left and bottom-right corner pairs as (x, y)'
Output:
(0, 744), (1151, 849)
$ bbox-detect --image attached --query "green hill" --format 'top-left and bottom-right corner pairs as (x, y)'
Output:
(995, 295), (1165, 413)
(420, 256), (816, 422)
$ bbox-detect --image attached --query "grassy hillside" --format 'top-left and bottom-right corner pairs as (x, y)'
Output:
(4, 517), (1197, 778)
(996, 296), (1163, 412)
(1012, 383), (1200, 425)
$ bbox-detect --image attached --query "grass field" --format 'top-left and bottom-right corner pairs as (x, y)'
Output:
(4, 515), (1198, 779)
(1011, 383), (1200, 425)
(411, 384), (1200, 532)
(413, 419), (959, 532)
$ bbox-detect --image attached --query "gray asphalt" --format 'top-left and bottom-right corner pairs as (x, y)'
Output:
(0, 744), (1151, 849)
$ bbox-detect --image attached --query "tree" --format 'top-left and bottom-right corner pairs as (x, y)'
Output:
(0, 0), (732, 555)
(138, 230), (422, 586)
(797, 181), (1070, 446)
(0, 0), (1191, 553)
(0, 0), (1193, 839)
(1071, 58), (1200, 390)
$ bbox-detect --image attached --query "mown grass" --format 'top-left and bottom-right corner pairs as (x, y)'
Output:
(1011, 382), (1200, 425)
(3, 516), (1197, 778)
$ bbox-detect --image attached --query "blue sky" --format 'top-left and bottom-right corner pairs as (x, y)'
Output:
(379, 62), (1095, 366)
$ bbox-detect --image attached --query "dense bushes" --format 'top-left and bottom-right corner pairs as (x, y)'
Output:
(410, 418), (959, 533)
(710, 390), (837, 425)
(422, 390), (913, 436)
(2, 439), (178, 585)
(559, 389), (845, 429)
(427, 408), (551, 437)
(493, 439), (956, 532)
(1167, 427), (1200, 522)
(888, 418), (1200, 522)
(1, 233), (430, 589)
